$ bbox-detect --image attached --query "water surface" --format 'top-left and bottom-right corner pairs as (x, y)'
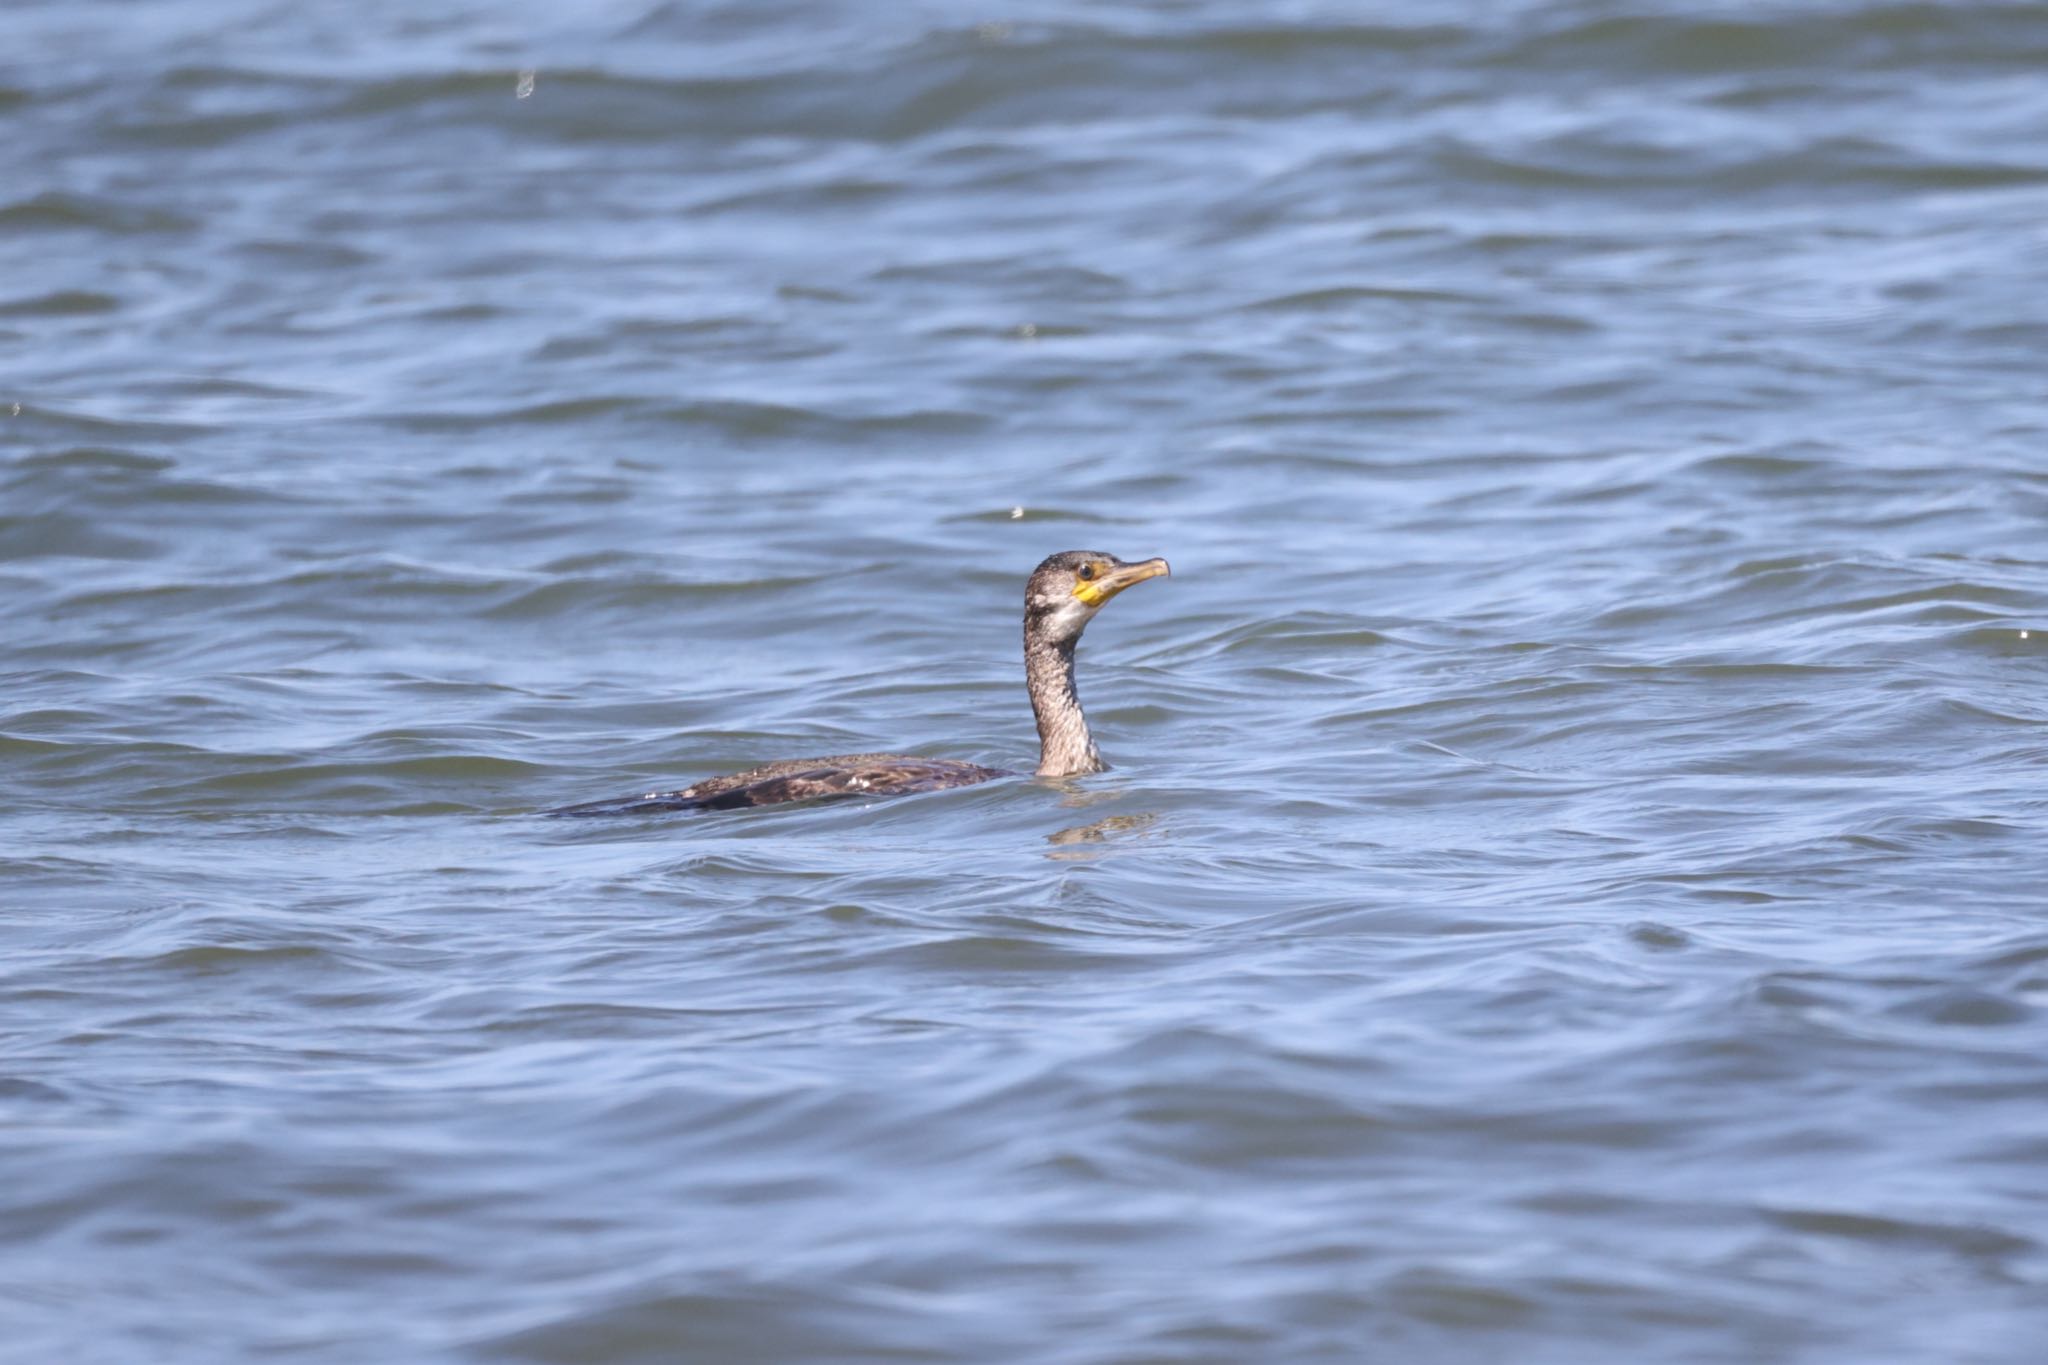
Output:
(5, 2), (2048, 1360)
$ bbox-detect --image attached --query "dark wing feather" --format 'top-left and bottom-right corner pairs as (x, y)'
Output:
(544, 754), (1011, 817)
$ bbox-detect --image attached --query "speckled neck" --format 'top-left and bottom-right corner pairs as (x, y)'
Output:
(1025, 630), (1104, 777)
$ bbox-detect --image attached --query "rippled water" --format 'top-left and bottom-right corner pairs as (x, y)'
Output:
(7, 1), (2048, 1360)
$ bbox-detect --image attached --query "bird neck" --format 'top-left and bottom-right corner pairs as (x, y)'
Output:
(1026, 630), (1104, 777)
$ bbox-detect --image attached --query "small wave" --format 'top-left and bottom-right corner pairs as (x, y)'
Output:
(483, 573), (829, 620)
(0, 190), (195, 234)
(482, 1278), (978, 1364)
(1759, 1206), (2033, 1259)
(0, 290), (119, 317)
(386, 396), (987, 443)
(1153, 611), (1397, 664)
(1486, 6), (2048, 76)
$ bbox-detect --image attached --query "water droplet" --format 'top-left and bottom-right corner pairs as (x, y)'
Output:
(515, 69), (537, 99)
(1009, 506), (1024, 520)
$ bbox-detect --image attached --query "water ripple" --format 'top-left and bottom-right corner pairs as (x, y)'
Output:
(8, 0), (2048, 1360)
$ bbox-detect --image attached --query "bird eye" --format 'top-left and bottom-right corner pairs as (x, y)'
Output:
(1078, 564), (1097, 581)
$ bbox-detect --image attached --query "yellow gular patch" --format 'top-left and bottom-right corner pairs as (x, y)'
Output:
(1071, 565), (1110, 605)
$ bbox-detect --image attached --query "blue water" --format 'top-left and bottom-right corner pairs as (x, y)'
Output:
(5, 2), (2048, 1360)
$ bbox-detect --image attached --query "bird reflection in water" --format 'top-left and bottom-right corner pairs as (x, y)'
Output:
(1045, 811), (1160, 860)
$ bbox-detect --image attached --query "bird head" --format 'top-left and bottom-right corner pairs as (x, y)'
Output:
(1024, 550), (1171, 644)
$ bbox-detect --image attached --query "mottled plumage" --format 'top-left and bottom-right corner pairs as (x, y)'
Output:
(546, 550), (1169, 816)
(543, 754), (1009, 816)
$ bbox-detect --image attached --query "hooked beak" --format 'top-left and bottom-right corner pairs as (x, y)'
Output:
(1075, 557), (1170, 607)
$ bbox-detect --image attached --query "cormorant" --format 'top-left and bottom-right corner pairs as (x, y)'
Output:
(545, 550), (1169, 815)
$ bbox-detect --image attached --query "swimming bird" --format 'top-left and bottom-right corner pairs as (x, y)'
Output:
(545, 550), (1170, 815)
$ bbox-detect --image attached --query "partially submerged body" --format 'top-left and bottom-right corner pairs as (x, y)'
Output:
(545, 753), (1011, 816)
(545, 550), (1169, 817)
